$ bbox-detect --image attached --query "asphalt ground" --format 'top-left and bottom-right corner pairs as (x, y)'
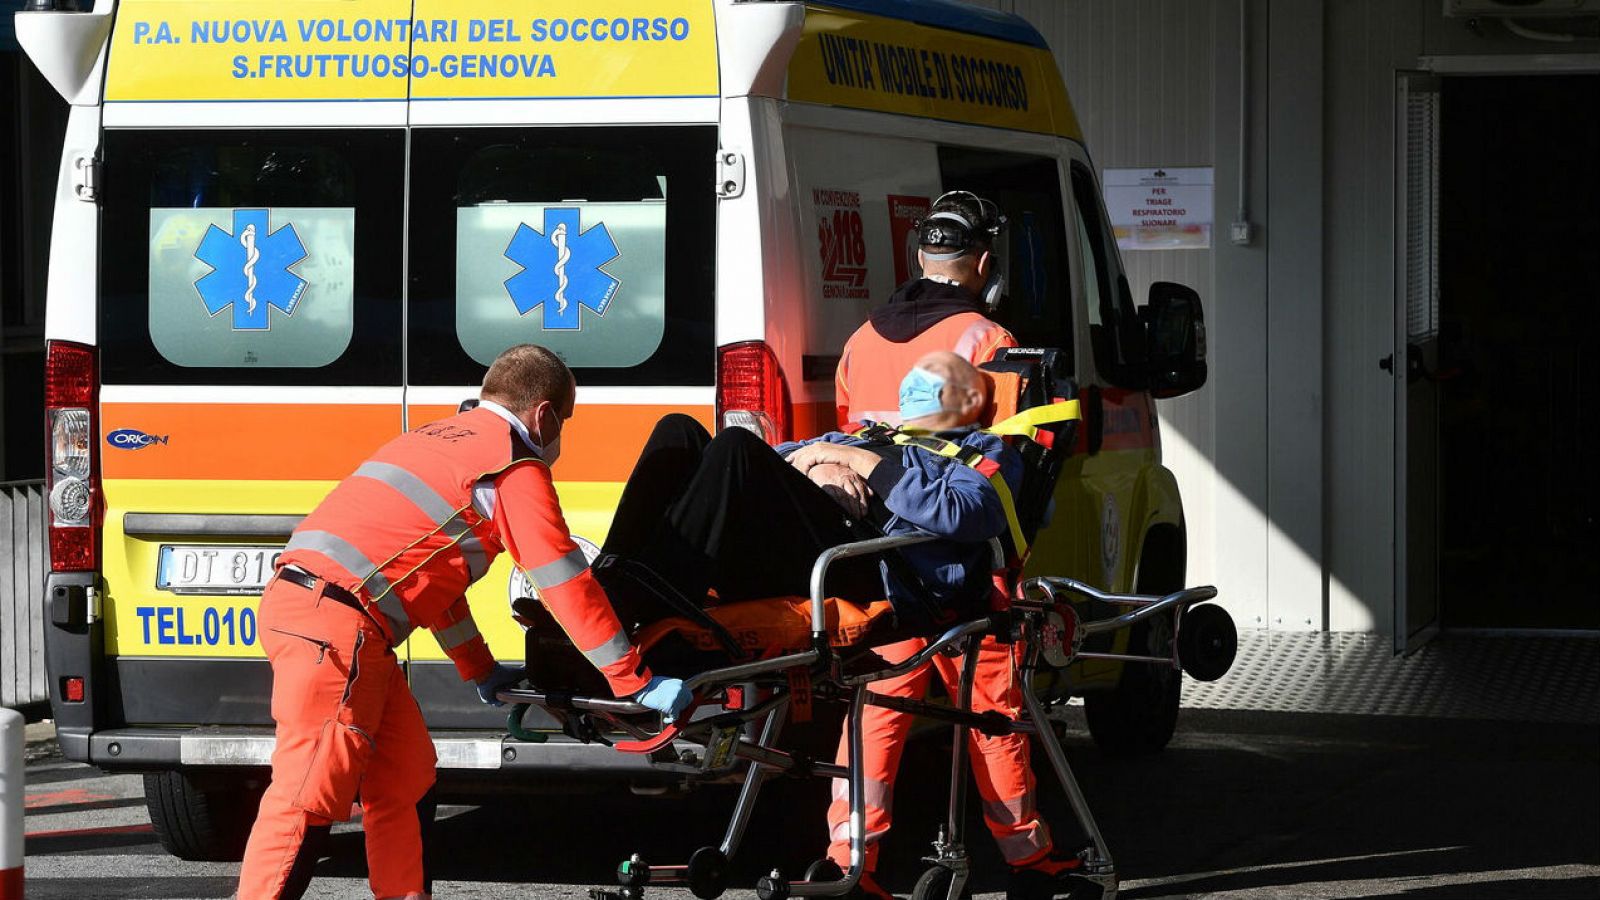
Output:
(17, 708), (1600, 899)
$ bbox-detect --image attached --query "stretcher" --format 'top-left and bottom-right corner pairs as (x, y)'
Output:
(497, 349), (1238, 900)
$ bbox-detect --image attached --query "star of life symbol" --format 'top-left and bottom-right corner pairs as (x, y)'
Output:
(193, 209), (308, 331)
(503, 208), (621, 331)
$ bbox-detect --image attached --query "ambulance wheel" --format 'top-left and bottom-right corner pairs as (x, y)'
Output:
(911, 865), (967, 900)
(1084, 529), (1183, 757)
(1083, 619), (1180, 756)
(144, 770), (262, 862)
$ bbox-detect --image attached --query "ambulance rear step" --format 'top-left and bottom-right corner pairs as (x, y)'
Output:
(83, 727), (694, 778)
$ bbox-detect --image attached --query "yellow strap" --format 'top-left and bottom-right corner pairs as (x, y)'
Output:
(885, 430), (1029, 560)
(990, 471), (1028, 559)
(889, 431), (965, 459)
(985, 399), (1082, 441)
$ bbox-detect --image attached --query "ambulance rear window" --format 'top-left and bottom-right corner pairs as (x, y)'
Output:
(407, 125), (717, 387)
(99, 130), (405, 385)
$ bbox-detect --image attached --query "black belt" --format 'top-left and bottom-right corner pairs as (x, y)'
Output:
(276, 566), (368, 615)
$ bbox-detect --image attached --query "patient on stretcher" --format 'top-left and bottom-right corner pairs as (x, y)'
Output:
(590, 352), (1022, 643)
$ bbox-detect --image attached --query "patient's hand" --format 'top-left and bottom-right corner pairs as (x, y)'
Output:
(787, 442), (882, 478)
(809, 462), (871, 520)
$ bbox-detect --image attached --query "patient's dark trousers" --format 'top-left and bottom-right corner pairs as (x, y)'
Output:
(602, 415), (882, 610)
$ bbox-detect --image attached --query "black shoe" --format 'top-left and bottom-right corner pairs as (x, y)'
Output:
(1006, 848), (1103, 900)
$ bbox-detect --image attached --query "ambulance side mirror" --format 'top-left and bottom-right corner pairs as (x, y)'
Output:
(1141, 282), (1207, 399)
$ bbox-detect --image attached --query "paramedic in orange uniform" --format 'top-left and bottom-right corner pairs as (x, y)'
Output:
(236, 344), (691, 900)
(827, 193), (1085, 898)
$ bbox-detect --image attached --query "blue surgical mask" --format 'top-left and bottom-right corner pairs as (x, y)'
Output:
(898, 366), (947, 422)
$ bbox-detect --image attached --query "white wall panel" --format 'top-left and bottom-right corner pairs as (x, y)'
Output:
(1001, 0), (1268, 630)
(975, 0), (1594, 635)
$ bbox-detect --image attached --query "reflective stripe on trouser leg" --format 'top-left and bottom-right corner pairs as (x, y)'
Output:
(932, 634), (1052, 864)
(826, 638), (930, 872)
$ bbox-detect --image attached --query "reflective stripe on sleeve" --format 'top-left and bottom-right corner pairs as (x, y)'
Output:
(580, 629), (635, 669)
(525, 548), (588, 591)
(458, 534), (490, 580)
(434, 616), (482, 652)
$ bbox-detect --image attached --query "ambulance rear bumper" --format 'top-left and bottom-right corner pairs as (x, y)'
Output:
(72, 727), (683, 777)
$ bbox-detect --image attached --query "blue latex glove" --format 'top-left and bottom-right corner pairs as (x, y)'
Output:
(633, 675), (693, 722)
(475, 663), (523, 707)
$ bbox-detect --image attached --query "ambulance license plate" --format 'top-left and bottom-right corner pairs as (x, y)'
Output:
(157, 545), (283, 595)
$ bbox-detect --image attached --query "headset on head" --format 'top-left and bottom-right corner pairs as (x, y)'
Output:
(915, 191), (1009, 311)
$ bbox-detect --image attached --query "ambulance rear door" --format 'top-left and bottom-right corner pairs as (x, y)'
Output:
(398, 0), (722, 727)
(95, 0), (411, 730)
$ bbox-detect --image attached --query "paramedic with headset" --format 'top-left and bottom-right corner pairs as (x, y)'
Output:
(236, 345), (692, 900)
(826, 192), (1087, 898)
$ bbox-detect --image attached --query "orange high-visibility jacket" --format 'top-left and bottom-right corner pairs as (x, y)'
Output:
(280, 405), (650, 694)
(835, 311), (1016, 428)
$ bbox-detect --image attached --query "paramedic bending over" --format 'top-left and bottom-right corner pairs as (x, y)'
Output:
(236, 345), (691, 900)
(828, 192), (1089, 899)
(595, 352), (1021, 632)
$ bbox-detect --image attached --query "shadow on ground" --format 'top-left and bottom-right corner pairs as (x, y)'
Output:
(297, 708), (1600, 897)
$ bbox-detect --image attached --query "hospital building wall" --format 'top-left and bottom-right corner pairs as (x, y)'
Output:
(972, 0), (1599, 640)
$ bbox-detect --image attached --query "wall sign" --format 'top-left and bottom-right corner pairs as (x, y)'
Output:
(1103, 167), (1213, 251)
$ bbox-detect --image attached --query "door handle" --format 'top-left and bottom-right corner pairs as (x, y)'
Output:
(1379, 354), (1394, 372)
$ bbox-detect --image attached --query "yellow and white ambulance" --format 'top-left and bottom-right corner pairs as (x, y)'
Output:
(22, 0), (1207, 859)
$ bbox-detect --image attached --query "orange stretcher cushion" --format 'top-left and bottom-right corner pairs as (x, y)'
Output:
(980, 369), (1025, 427)
(633, 596), (898, 659)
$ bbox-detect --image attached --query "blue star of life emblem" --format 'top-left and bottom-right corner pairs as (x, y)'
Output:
(193, 209), (308, 331)
(503, 208), (621, 331)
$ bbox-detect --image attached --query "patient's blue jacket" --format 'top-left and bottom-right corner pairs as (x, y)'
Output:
(776, 426), (1024, 622)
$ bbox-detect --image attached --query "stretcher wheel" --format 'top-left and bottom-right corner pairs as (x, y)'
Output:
(911, 865), (968, 900)
(802, 859), (843, 882)
(687, 846), (729, 899)
(1177, 603), (1237, 682)
(616, 856), (650, 888)
(755, 870), (791, 900)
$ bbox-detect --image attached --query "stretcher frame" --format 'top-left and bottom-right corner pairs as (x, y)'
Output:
(499, 531), (1227, 900)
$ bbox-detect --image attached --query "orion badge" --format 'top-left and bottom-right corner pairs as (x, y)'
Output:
(503, 208), (621, 331)
(194, 209), (308, 331)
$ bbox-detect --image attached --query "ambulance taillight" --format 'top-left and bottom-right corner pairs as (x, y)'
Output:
(717, 341), (790, 444)
(44, 340), (98, 572)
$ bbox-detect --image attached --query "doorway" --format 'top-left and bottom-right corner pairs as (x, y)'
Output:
(1433, 73), (1600, 630)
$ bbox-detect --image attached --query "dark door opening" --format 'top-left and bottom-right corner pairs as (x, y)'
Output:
(1437, 74), (1600, 630)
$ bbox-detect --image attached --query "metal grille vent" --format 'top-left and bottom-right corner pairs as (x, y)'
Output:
(1404, 88), (1441, 340)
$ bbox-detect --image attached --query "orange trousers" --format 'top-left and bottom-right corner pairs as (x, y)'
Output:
(826, 635), (1052, 871)
(237, 576), (437, 900)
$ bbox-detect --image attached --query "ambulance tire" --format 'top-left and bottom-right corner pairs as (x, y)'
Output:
(1083, 526), (1184, 757)
(144, 770), (262, 862)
